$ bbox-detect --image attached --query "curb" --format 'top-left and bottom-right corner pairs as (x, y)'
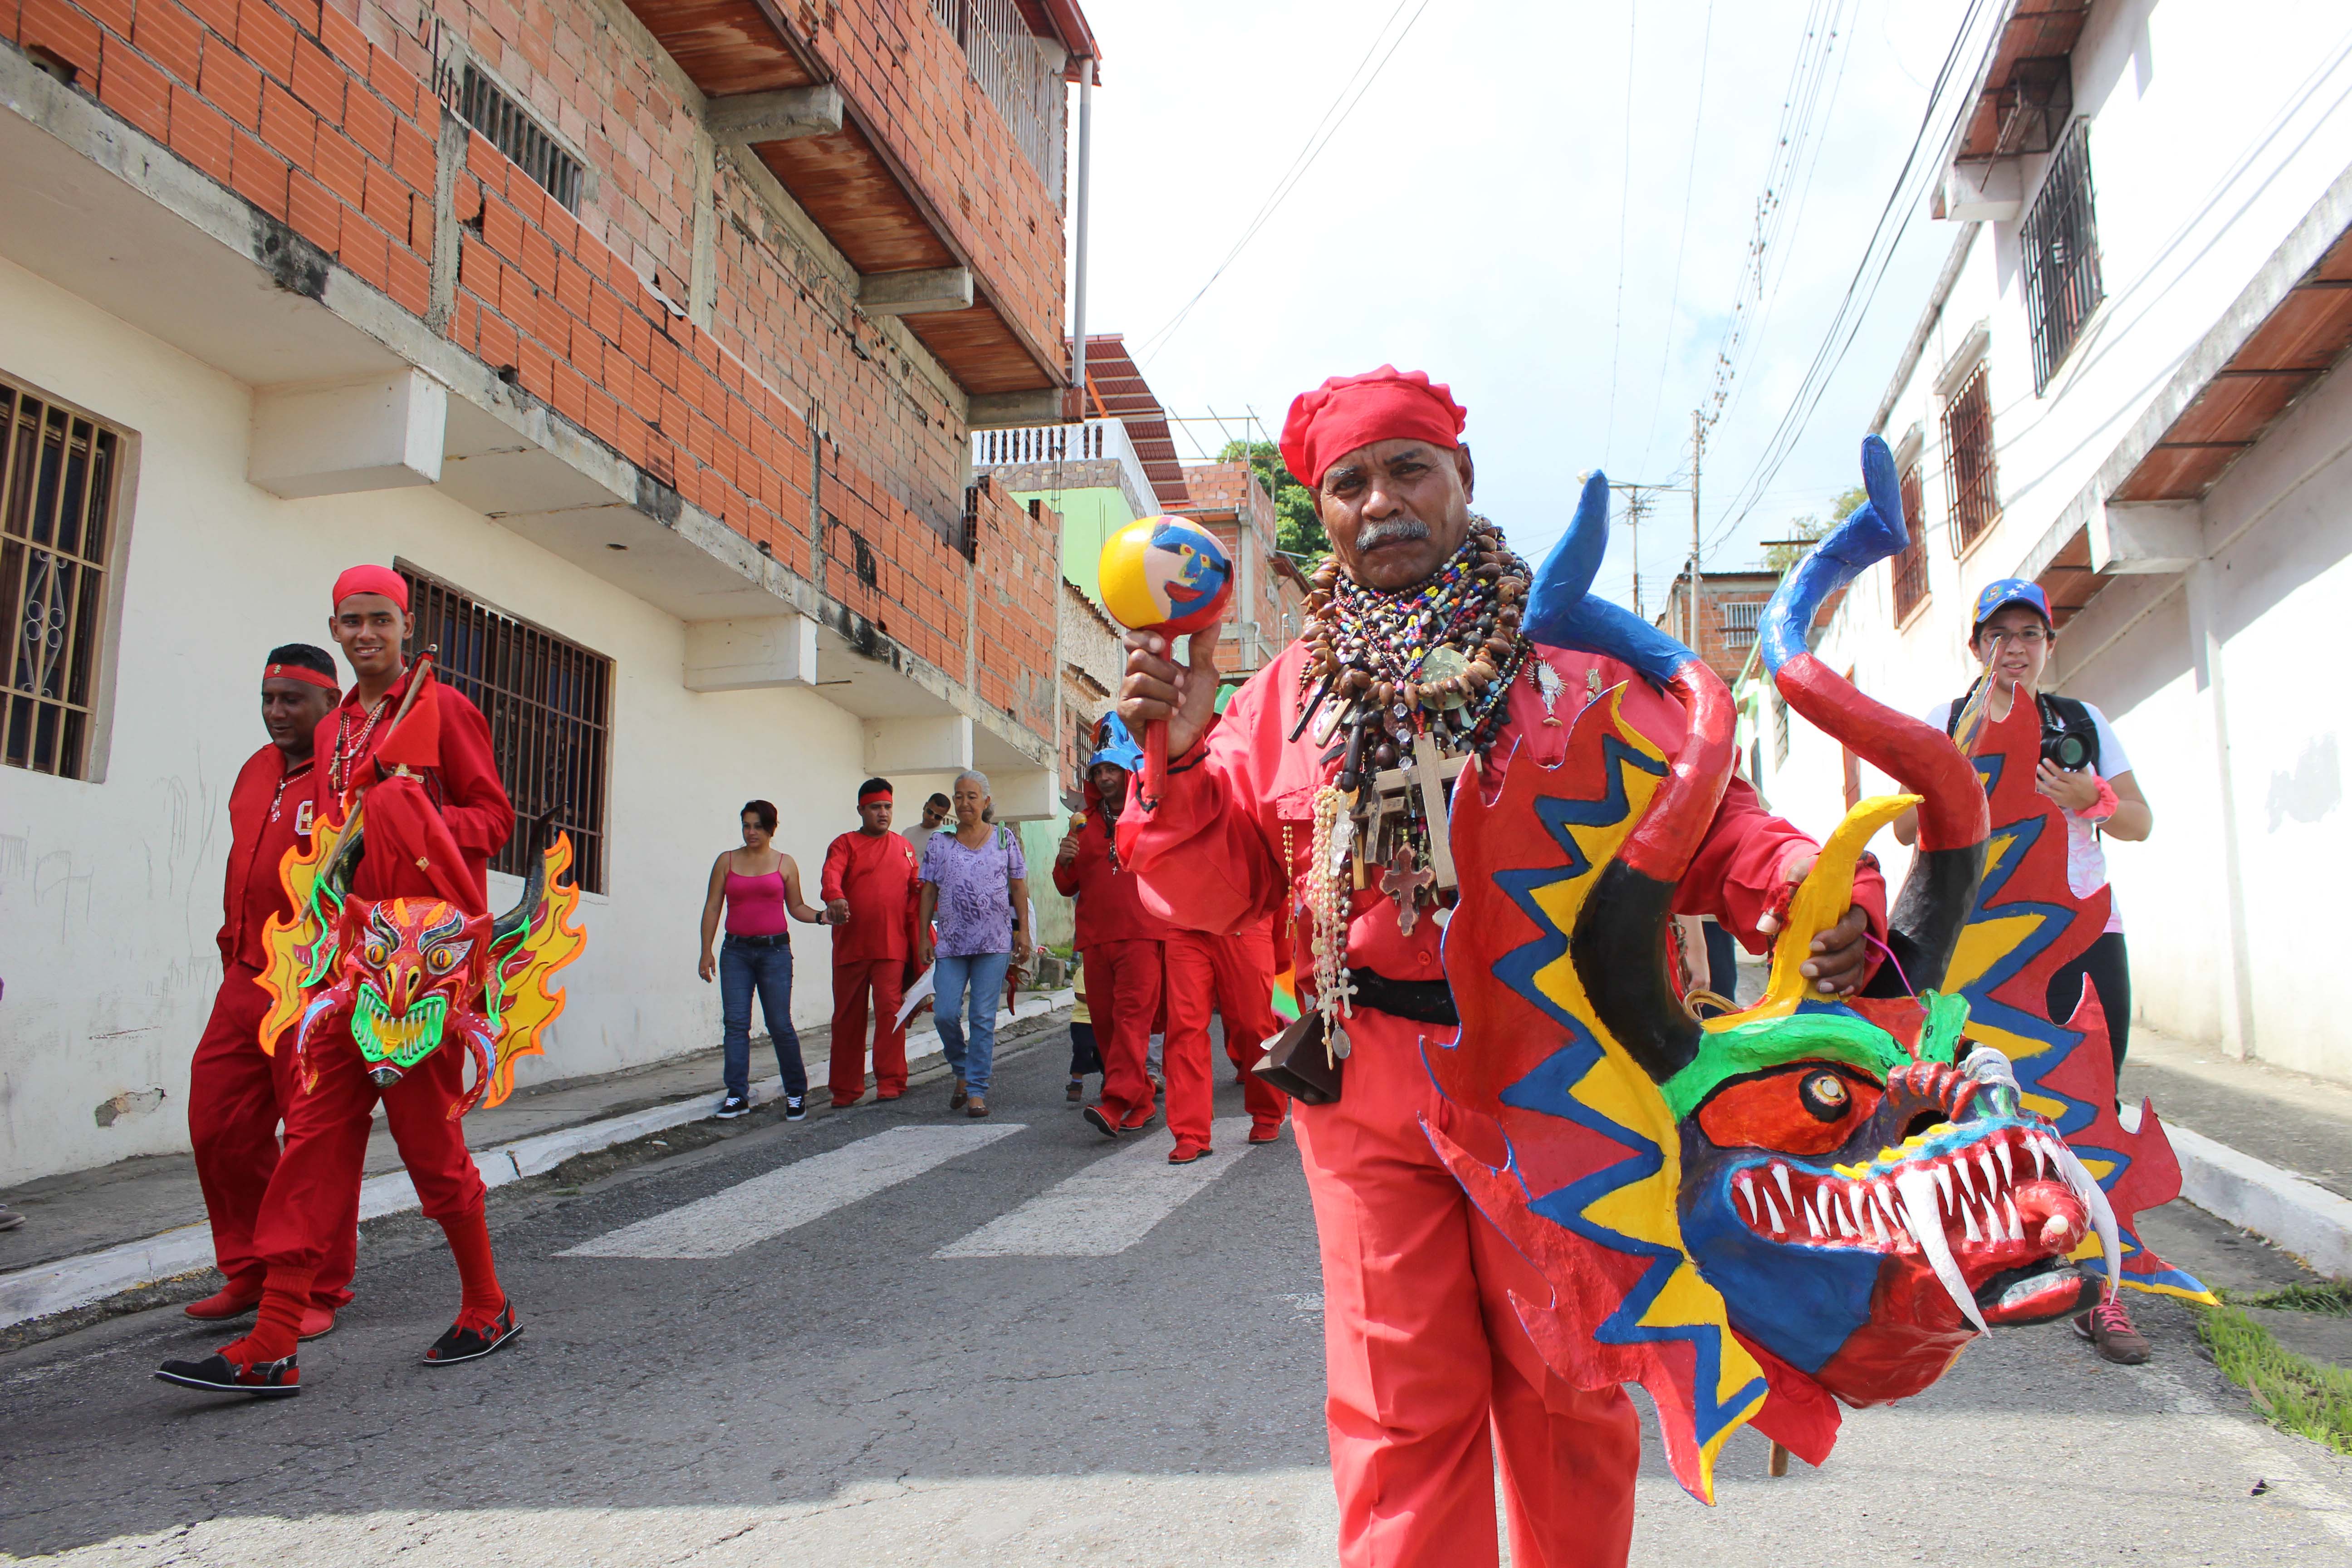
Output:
(0, 990), (1073, 1332)
(2166, 1121), (2352, 1280)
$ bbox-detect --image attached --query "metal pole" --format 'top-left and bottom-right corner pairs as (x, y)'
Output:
(1627, 489), (1644, 621)
(1071, 57), (1093, 421)
(1689, 410), (1705, 650)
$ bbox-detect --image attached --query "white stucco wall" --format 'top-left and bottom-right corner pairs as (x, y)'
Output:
(1758, 0), (2352, 1083)
(0, 254), (888, 1185)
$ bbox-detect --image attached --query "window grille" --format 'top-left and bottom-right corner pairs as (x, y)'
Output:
(2022, 120), (2103, 394)
(1719, 599), (1764, 647)
(445, 64), (584, 213)
(399, 565), (612, 894)
(929, 0), (1067, 192)
(2, 375), (122, 780)
(1941, 363), (2000, 556)
(1891, 461), (1930, 622)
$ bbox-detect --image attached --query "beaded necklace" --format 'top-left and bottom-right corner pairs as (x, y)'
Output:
(327, 686), (397, 797)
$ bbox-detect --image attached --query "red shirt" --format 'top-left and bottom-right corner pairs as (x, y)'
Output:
(314, 668), (514, 906)
(1054, 804), (1176, 949)
(218, 744), (318, 973)
(821, 829), (920, 963)
(1127, 639), (1887, 984)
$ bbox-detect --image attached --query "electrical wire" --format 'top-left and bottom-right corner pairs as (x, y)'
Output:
(1634, 0), (1718, 480)
(1601, 3), (1640, 470)
(1135, 0), (1434, 365)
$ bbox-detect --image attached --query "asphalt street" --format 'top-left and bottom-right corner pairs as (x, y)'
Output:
(2, 1029), (2348, 1566)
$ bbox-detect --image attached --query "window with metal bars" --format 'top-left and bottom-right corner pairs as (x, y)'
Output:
(2023, 120), (2103, 394)
(1718, 598), (1765, 647)
(2, 374), (122, 780)
(398, 564), (612, 893)
(1891, 461), (1930, 622)
(928, 0), (1067, 191)
(448, 64), (584, 213)
(1941, 363), (2000, 556)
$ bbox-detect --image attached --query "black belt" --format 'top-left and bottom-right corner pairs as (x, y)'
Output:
(1330, 966), (1459, 1026)
(725, 931), (792, 949)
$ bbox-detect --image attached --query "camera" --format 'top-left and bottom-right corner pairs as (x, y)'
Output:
(2039, 707), (2094, 771)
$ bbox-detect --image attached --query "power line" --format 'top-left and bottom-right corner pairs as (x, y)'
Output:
(1714, 0), (1997, 541)
(1135, 0), (1435, 365)
(1601, 2), (1640, 470)
(1634, 0), (1718, 480)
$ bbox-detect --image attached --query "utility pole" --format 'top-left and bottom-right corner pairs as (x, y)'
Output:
(1689, 409), (1705, 651)
(1626, 489), (1645, 620)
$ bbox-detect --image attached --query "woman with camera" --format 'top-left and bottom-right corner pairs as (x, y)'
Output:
(1894, 578), (2153, 1364)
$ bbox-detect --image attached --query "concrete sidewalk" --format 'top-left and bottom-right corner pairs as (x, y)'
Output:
(0, 989), (1074, 1332)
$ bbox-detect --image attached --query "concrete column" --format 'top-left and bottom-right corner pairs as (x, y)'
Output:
(683, 615), (816, 691)
(249, 371), (447, 497)
(2185, 558), (2258, 1059)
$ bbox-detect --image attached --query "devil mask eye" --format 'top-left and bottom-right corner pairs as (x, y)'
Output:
(363, 941), (389, 968)
(1798, 1070), (1851, 1121)
(1696, 1064), (1886, 1156)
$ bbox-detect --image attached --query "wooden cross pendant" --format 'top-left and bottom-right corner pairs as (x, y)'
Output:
(1380, 843), (1437, 935)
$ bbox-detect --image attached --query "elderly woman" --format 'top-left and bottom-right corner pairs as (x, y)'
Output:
(915, 770), (1032, 1117)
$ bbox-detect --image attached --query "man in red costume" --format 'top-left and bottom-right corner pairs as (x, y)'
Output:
(1196, 914), (1289, 1139)
(1055, 715), (1177, 1150)
(184, 644), (356, 1337)
(157, 566), (519, 1399)
(821, 777), (920, 1107)
(1117, 369), (1885, 1567)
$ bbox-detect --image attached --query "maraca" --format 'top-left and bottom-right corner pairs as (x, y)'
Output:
(1098, 515), (1235, 813)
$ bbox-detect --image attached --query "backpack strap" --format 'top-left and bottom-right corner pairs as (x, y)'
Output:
(2037, 693), (2102, 774)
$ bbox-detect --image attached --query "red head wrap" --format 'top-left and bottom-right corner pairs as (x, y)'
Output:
(1278, 367), (1468, 490)
(858, 784), (893, 805)
(262, 661), (339, 691)
(331, 564), (409, 612)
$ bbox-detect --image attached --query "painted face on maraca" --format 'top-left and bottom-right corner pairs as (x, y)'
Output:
(1099, 517), (1234, 637)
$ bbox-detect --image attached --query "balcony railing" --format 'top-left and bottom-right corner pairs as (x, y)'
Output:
(973, 419), (1153, 519)
(930, 0), (1068, 195)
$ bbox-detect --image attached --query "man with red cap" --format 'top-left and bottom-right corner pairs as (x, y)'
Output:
(1057, 713), (1177, 1148)
(1116, 369), (1887, 1566)
(183, 643), (357, 1338)
(157, 565), (519, 1399)
(821, 777), (921, 1106)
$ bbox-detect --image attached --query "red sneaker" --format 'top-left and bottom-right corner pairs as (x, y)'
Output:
(183, 1287), (262, 1322)
(298, 1304), (339, 1340)
(1168, 1142), (1215, 1166)
(1248, 1119), (1287, 1144)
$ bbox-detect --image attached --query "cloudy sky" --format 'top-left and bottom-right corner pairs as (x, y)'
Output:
(1076, 0), (1996, 611)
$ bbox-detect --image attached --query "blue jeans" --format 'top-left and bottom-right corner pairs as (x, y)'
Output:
(720, 937), (807, 1101)
(933, 950), (1010, 1097)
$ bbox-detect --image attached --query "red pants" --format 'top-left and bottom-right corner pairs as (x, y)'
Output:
(1082, 938), (1162, 1129)
(1297, 1007), (1640, 1568)
(1204, 924), (1288, 1129)
(829, 958), (909, 1105)
(188, 965), (358, 1308)
(251, 1025), (486, 1274)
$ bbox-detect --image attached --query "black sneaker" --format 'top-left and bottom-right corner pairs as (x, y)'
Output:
(155, 1351), (300, 1399)
(784, 1095), (807, 1122)
(715, 1095), (750, 1119)
(423, 1300), (523, 1366)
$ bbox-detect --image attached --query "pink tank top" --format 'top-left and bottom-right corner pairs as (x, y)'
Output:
(724, 867), (790, 936)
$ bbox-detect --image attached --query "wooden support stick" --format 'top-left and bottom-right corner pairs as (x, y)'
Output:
(1767, 1440), (1790, 1478)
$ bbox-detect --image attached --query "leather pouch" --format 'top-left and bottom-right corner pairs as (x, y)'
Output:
(1254, 1010), (1342, 1106)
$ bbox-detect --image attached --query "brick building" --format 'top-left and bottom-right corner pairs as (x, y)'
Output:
(0, 0), (1098, 1183)
(1171, 460), (1308, 681)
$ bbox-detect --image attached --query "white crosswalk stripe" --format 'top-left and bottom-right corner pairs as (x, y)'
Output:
(557, 1123), (1024, 1259)
(933, 1116), (1258, 1258)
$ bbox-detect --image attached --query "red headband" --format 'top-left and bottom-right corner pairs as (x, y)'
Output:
(332, 564), (409, 612)
(858, 785), (893, 805)
(262, 662), (339, 691)
(1279, 366), (1468, 490)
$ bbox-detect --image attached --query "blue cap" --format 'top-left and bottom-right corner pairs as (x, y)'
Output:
(1088, 711), (1144, 774)
(1972, 578), (2052, 632)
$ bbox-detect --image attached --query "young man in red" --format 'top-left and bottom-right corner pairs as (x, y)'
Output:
(158, 566), (519, 1398)
(1055, 716), (1177, 1152)
(820, 778), (920, 1107)
(184, 644), (356, 1338)
(1178, 913), (1289, 1145)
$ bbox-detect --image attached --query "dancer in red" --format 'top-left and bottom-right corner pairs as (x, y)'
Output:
(1117, 370), (1887, 1567)
(185, 645), (356, 1336)
(821, 778), (920, 1106)
(159, 565), (519, 1399)
(1210, 915), (1290, 1138)
(1054, 715), (1177, 1150)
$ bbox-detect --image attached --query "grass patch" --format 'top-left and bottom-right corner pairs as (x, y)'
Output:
(2214, 1280), (2352, 1316)
(2195, 1303), (2352, 1455)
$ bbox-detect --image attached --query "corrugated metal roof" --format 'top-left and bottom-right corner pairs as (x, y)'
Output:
(1077, 333), (1191, 510)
